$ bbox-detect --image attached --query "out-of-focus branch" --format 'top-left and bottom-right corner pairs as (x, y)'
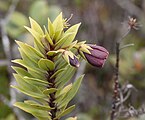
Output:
(114, 0), (145, 20)
(110, 28), (130, 120)
(0, 0), (19, 75)
(0, 94), (12, 108)
(0, 0), (26, 120)
(0, 60), (9, 66)
(118, 106), (145, 119)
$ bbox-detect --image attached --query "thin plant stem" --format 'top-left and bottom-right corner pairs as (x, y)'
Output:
(118, 28), (131, 43)
(110, 42), (120, 120)
(119, 43), (134, 51)
(110, 29), (130, 120)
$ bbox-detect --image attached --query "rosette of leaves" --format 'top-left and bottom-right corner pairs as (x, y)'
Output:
(11, 13), (108, 120)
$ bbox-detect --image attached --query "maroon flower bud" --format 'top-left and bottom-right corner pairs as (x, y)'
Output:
(83, 44), (109, 68)
(69, 56), (80, 68)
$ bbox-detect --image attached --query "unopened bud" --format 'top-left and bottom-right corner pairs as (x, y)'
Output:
(69, 56), (80, 68)
(81, 44), (109, 68)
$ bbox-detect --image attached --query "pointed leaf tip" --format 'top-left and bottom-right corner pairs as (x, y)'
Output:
(29, 17), (44, 35)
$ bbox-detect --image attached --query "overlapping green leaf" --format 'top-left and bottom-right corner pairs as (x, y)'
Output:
(55, 32), (75, 50)
(44, 26), (54, 46)
(23, 76), (48, 88)
(50, 68), (66, 79)
(12, 66), (32, 77)
(55, 66), (76, 88)
(12, 59), (46, 79)
(58, 75), (84, 109)
(14, 102), (51, 120)
(56, 105), (75, 119)
(16, 41), (45, 62)
(18, 47), (38, 65)
(47, 50), (59, 56)
(34, 39), (46, 54)
(53, 12), (63, 42)
(55, 23), (81, 49)
(48, 17), (54, 38)
(24, 26), (43, 46)
(55, 84), (72, 103)
(56, 84), (72, 98)
(43, 88), (57, 96)
(29, 17), (44, 35)
(38, 58), (55, 71)
(24, 100), (51, 111)
(12, 74), (46, 99)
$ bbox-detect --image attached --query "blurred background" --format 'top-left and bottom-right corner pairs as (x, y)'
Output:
(1, 0), (145, 120)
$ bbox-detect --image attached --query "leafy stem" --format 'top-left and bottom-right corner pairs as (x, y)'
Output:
(46, 44), (58, 120)
(47, 72), (57, 120)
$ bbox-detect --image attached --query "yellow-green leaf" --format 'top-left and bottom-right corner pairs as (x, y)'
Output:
(34, 39), (46, 54)
(12, 74), (46, 98)
(56, 66), (76, 88)
(44, 26), (54, 45)
(14, 102), (50, 119)
(48, 17), (54, 38)
(23, 76), (48, 87)
(24, 100), (51, 111)
(50, 68), (66, 79)
(38, 58), (55, 71)
(47, 51), (59, 56)
(43, 88), (57, 95)
(56, 105), (75, 119)
(53, 12), (63, 32)
(56, 84), (72, 98)
(24, 26), (43, 46)
(18, 47), (39, 65)
(55, 32), (74, 50)
(11, 66), (32, 77)
(29, 17), (44, 35)
(12, 59), (46, 80)
(58, 75), (84, 108)
(16, 41), (45, 61)
(53, 12), (63, 42)
(61, 23), (81, 48)
(55, 84), (72, 103)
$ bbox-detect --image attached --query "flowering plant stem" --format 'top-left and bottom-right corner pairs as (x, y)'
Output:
(110, 29), (130, 120)
(110, 42), (120, 120)
(11, 13), (109, 120)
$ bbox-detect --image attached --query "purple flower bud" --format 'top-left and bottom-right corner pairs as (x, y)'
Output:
(69, 56), (80, 68)
(83, 44), (109, 68)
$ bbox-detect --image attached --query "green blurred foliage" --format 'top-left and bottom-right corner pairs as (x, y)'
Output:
(0, 67), (9, 98)
(1, 114), (16, 120)
(0, 104), (13, 119)
(29, 0), (61, 24)
(6, 11), (29, 39)
(77, 113), (92, 120)
(0, 1), (9, 13)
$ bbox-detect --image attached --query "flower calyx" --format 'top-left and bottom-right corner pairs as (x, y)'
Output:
(62, 50), (80, 68)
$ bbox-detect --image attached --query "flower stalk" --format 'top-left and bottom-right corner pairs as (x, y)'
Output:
(110, 16), (140, 120)
(110, 42), (120, 120)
